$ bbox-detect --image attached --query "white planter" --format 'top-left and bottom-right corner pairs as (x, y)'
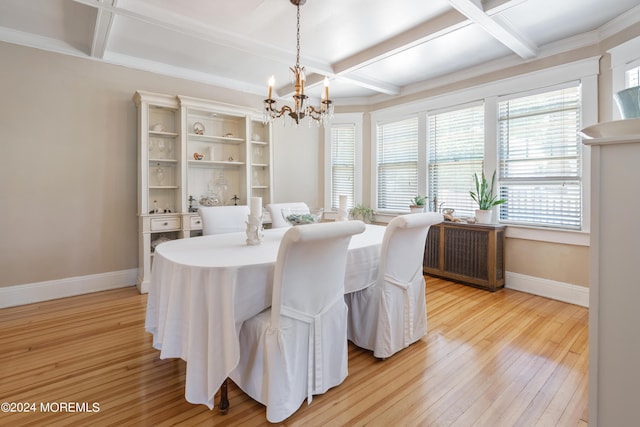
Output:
(410, 206), (425, 213)
(475, 209), (492, 224)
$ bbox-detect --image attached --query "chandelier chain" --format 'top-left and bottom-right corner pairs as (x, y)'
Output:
(296, 4), (301, 69)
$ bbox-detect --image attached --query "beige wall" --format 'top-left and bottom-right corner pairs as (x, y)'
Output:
(505, 239), (589, 287)
(0, 42), (320, 287)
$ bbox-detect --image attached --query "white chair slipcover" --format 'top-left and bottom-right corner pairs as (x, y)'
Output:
(198, 205), (250, 235)
(345, 212), (443, 359)
(266, 202), (309, 228)
(229, 220), (366, 423)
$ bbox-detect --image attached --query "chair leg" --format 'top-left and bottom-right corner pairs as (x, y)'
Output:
(219, 378), (229, 414)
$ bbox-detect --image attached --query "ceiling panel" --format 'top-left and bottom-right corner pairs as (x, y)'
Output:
(0, 0), (638, 103)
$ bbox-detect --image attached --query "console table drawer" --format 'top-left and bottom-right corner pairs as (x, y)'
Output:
(150, 217), (181, 231)
(190, 215), (203, 229)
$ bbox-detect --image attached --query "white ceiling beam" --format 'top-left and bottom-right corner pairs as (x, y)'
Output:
(448, 0), (538, 59)
(329, 0), (523, 92)
(90, 0), (117, 58)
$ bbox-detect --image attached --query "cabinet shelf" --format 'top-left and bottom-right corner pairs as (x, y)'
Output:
(188, 160), (245, 167)
(252, 163), (269, 167)
(149, 185), (180, 189)
(149, 158), (178, 163)
(149, 130), (179, 138)
(188, 133), (245, 144)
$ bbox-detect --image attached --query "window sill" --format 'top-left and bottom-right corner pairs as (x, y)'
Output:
(503, 225), (589, 246)
(371, 212), (590, 246)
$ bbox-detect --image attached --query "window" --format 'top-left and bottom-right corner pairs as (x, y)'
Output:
(376, 117), (419, 211)
(428, 104), (484, 217)
(330, 124), (355, 210)
(498, 84), (582, 230)
(625, 66), (640, 87)
(324, 113), (363, 212)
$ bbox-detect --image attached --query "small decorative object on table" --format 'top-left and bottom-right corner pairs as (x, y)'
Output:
(282, 208), (324, 226)
(246, 197), (264, 245)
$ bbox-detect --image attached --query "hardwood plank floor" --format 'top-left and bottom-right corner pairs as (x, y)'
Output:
(0, 278), (588, 426)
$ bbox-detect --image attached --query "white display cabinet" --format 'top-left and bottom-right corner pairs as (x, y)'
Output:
(249, 119), (273, 208)
(133, 91), (183, 293)
(134, 91), (273, 293)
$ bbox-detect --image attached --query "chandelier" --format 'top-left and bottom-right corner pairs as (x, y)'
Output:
(263, 0), (334, 126)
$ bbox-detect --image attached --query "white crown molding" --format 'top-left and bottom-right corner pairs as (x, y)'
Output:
(598, 4), (640, 41)
(0, 269), (138, 309)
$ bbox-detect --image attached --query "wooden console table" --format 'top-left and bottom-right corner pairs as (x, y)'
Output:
(423, 221), (505, 291)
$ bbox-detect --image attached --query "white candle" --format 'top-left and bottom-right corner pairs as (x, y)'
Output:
(267, 76), (274, 99)
(324, 76), (330, 101)
(250, 197), (262, 217)
(339, 195), (347, 213)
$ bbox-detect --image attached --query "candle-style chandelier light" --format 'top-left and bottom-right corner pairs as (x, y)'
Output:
(263, 0), (334, 127)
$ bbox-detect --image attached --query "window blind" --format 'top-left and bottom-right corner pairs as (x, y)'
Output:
(626, 66), (640, 87)
(377, 117), (419, 211)
(498, 85), (582, 229)
(330, 124), (355, 211)
(428, 104), (484, 217)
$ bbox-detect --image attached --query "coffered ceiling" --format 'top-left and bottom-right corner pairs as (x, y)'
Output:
(1, 0), (639, 104)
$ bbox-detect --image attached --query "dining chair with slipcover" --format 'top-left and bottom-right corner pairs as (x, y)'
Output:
(229, 220), (366, 422)
(344, 212), (443, 359)
(266, 202), (309, 228)
(198, 205), (251, 235)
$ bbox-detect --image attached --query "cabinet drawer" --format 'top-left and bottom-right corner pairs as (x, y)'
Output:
(190, 215), (203, 229)
(150, 217), (181, 231)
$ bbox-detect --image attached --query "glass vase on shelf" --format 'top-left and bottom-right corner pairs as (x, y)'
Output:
(215, 172), (229, 205)
(155, 166), (165, 185)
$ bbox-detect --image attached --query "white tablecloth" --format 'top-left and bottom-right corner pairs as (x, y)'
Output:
(145, 224), (386, 409)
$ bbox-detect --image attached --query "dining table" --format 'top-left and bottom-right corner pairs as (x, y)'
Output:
(144, 223), (386, 411)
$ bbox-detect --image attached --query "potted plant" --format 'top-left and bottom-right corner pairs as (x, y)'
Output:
(349, 204), (376, 223)
(469, 170), (506, 224)
(409, 195), (427, 213)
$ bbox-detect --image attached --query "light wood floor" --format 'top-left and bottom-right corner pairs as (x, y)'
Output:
(0, 278), (588, 426)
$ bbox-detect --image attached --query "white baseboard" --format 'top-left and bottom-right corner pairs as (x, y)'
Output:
(0, 269), (138, 309)
(1, 269), (587, 309)
(505, 271), (589, 307)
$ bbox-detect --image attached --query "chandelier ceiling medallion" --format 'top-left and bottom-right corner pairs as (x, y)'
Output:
(263, 0), (334, 127)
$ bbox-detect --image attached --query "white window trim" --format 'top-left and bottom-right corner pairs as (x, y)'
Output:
(370, 113), (422, 214)
(323, 113), (363, 217)
(369, 57), (599, 244)
(609, 35), (640, 119)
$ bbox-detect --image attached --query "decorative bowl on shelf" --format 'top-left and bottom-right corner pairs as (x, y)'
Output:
(193, 121), (205, 135)
(193, 152), (204, 160)
(282, 208), (324, 226)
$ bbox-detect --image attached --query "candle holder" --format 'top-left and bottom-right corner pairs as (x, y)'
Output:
(246, 213), (264, 246)
(337, 207), (349, 222)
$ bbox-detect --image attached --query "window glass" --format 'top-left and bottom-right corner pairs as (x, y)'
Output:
(376, 117), (419, 211)
(498, 85), (582, 229)
(330, 124), (356, 210)
(428, 104), (484, 217)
